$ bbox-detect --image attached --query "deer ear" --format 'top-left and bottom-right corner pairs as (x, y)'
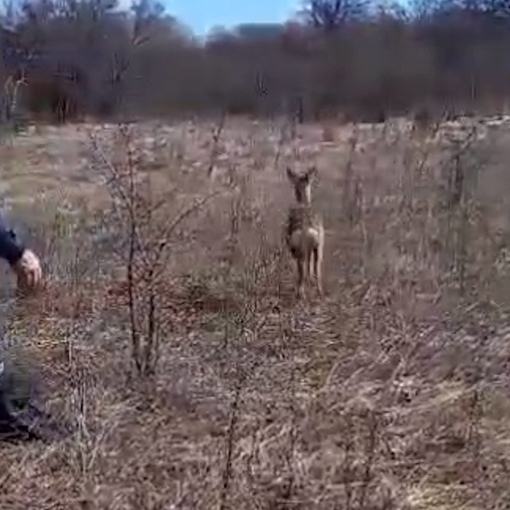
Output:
(286, 167), (296, 182)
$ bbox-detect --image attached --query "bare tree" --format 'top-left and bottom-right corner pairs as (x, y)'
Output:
(301, 0), (368, 31)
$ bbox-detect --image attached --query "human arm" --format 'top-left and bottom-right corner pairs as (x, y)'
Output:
(0, 215), (24, 266)
(0, 213), (42, 290)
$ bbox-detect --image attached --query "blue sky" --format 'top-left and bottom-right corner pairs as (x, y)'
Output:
(166, 0), (300, 36)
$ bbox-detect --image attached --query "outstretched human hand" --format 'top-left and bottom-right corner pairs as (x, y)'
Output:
(13, 249), (42, 293)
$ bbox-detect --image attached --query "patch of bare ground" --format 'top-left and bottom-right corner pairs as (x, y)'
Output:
(1, 116), (510, 508)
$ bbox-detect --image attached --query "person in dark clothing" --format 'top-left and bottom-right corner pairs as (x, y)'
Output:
(0, 214), (42, 440)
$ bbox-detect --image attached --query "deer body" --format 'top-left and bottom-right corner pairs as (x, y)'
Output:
(285, 167), (324, 299)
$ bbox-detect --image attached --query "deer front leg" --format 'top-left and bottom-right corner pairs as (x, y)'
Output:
(296, 258), (305, 299)
(313, 245), (324, 297)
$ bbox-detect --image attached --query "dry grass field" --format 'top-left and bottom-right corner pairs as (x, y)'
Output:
(1, 115), (510, 509)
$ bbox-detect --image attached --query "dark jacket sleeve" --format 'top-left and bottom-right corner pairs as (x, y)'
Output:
(0, 213), (24, 266)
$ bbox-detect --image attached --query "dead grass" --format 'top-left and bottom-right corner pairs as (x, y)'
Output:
(0, 116), (510, 508)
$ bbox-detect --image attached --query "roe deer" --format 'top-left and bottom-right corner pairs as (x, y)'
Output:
(285, 166), (324, 299)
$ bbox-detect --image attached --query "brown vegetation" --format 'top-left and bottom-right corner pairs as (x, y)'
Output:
(0, 116), (507, 508)
(1, 0), (510, 508)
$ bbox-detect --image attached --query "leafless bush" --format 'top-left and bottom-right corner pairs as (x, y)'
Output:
(89, 124), (220, 377)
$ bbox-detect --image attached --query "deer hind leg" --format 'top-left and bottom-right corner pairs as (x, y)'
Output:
(309, 247), (315, 283)
(296, 256), (306, 299)
(313, 240), (324, 298)
(310, 246), (317, 283)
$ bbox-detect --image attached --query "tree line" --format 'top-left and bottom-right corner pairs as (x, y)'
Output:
(1, 0), (510, 123)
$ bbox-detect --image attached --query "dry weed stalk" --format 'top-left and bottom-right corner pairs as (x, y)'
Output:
(1, 71), (27, 133)
(219, 377), (244, 510)
(207, 112), (227, 178)
(343, 128), (363, 227)
(212, 251), (278, 509)
(438, 123), (487, 294)
(197, 154), (295, 506)
(411, 105), (446, 142)
(273, 112), (295, 172)
(280, 94), (303, 142)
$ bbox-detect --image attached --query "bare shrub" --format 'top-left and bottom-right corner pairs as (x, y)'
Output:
(89, 124), (222, 378)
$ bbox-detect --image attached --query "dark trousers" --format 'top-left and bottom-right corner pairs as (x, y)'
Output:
(0, 371), (38, 441)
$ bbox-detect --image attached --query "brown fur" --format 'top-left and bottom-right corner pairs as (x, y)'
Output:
(285, 166), (325, 299)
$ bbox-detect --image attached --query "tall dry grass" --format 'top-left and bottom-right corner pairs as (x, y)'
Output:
(0, 115), (509, 508)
